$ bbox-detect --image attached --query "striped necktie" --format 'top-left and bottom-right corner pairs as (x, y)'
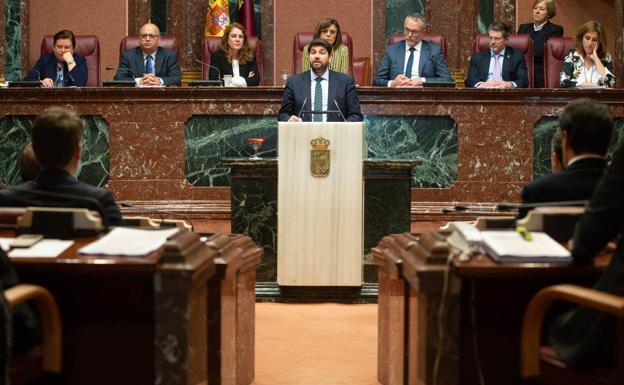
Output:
(313, 77), (323, 122)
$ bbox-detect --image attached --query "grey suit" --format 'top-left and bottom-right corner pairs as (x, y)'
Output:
(114, 46), (181, 86)
(373, 39), (452, 86)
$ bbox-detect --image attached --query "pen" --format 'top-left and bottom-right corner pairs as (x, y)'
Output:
(516, 226), (532, 241)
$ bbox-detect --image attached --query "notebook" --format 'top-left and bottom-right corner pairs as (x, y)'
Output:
(480, 231), (572, 263)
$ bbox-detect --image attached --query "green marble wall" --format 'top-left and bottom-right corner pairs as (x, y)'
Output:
(533, 117), (624, 178)
(478, 0), (494, 34)
(185, 115), (457, 188)
(4, 0), (21, 80)
(0, 115), (110, 186)
(365, 115), (457, 188)
(385, 0), (425, 38)
(185, 115), (278, 186)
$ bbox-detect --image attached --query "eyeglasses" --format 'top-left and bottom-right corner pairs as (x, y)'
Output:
(404, 28), (423, 36)
(321, 29), (338, 36)
(139, 33), (159, 40)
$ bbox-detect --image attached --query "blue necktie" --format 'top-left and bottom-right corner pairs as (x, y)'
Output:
(145, 55), (154, 74)
(405, 47), (415, 78)
(313, 77), (323, 122)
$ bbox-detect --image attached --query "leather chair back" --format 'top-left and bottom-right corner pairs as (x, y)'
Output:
(202, 36), (263, 84)
(388, 33), (448, 59)
(543, 37), (575, 88)
(41, 35), (100, 87)
(293, 32), (354, 76)
(474, 33), (534, 87)
(120, 35), (179, 60)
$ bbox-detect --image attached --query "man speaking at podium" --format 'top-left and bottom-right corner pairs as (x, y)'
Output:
(278, 38), (362, 122)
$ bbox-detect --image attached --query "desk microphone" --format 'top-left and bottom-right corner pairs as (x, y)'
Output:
(333, 99), (347, 122)
(105, 66), (136, 79)
(193, 59), (223, 85)
(297, 98), (308, 119)
(120, 203), (194, 232)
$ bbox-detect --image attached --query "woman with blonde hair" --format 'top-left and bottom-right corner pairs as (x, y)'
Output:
(209, 22), (260, 86)
(301, 18), (349, 74)
(560, 20), (615, 88)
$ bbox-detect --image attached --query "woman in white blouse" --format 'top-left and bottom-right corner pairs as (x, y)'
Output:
(209, 22), (260, 86)
(560, 20), (615, 88)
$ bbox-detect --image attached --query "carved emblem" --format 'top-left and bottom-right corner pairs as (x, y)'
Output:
(310, 137), (330, 177)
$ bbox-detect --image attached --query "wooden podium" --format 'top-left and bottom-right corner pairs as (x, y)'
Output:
(277, 122), (364, 286)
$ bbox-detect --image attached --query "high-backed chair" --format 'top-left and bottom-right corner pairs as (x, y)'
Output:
(293, 32), (354, 76)
(521, 284), (624, 385)
(41, 35), (100, 87)
(388, 33), (448, 60)
(474, 33), (534, 87)
(119, 35), (180, 60)
(202, 36), (263, 84)
(543, 37), (575, 88)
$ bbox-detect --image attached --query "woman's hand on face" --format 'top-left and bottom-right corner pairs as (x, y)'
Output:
(62, 52), (75, 65)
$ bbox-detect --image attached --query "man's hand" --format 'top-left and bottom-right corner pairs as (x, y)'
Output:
(140, 73), (161, 86)
(288, 115), (302, 122)
(391, 74), (410, 87)
(405, 77), (424, 87)
(478, 80), (513, 88)
(41, 78), (54, 88)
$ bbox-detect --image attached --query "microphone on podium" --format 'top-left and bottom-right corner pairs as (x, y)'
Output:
(333, 99), (347, 122)
(193, 59), (224, 85)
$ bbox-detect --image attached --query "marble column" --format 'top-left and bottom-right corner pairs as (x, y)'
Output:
(260, 0), (273, 84)
(128, 0), (151, 36)
(616, 0), (623, 88)
(0, 0), (5, 77)
(493, 0), (516, 31)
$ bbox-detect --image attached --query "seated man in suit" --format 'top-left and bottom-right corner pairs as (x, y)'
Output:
(373, 13), (452, 87)
(114, 23), (181, 86)
(278, 38), (362, 122)
(465, 21), (529, 88)
(518, 98), (612, 218)
(0, 107), (123, 226)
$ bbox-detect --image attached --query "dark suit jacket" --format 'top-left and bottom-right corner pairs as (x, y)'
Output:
(464, 46), (529, 88)
(114, 47), (181, 86)
(519, 157), (607, 218)
(0, 169), (123, 227)
(549, 146), (624, 368)
(24, 52), (88, 87)
(517, 21), (564, 88)
(278, 70), (363, 122)
(373, 40), (452, 86)
(208, 50), (260, 86)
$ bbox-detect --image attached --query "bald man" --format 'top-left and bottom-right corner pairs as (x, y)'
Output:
(114, 23), (181, 86)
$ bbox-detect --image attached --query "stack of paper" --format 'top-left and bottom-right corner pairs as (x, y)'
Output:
(481, 231), (572, 263)
(79, 227), (179, 257)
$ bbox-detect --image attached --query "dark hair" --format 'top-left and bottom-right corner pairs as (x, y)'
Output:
(313, 18), (342, 48)
(559, 98), (613, 156)
(308, 38), (333, 55)
(550, 129), (563, 166)
(574, 20), (608, 60)
(219, 22), (253, 65)
(53, 29), (76, 48)
(31, 107), (84, 169)
(18, 143), (40, 181)
(488, 21), (510, 39)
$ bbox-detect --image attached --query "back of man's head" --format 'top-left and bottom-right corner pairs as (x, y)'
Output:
(31, 107), (84, 170)
(559, 98), (613, 156)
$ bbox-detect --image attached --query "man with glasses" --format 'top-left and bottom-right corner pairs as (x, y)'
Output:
(465, 21), (528, 88)
(114, 23), (181, 86)
(373, 13), (452, 87)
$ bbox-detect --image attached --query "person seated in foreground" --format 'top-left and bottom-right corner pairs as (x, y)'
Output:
(560, 20), (615, 88)
(549, 120), (624, 369)
(0, 108), (123, 226)
(518, 98), (612, 218)
(373, 12), (452, 87)
(114, 23), (181, 86)
(24, 29), (87, 87)
(464, 21), (529, 88)
(209, 22), (260, 86)
(278, 38), (362, 122)
(301, 18), (350, 75)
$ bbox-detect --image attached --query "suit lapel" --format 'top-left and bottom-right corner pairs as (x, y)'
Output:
(396, 41), (407, 76)
(502, 47), (513, 80)
(135, 47), (145, 75)
(154, 47), (165, 77)
(418, 41), (430, 76)
(327, 71), (337, 112)
(303, 72), (312, 122)
(480, 51), (491, 81)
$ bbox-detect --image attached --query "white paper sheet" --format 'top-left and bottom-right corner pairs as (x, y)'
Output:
(8, 239), (74, 258)
(0, 238), (13, 252)
(78, 227), (179, 256)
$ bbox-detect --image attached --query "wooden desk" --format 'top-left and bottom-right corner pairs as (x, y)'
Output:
(5, 230), (261, 385)
(374, 232), (607, 385)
